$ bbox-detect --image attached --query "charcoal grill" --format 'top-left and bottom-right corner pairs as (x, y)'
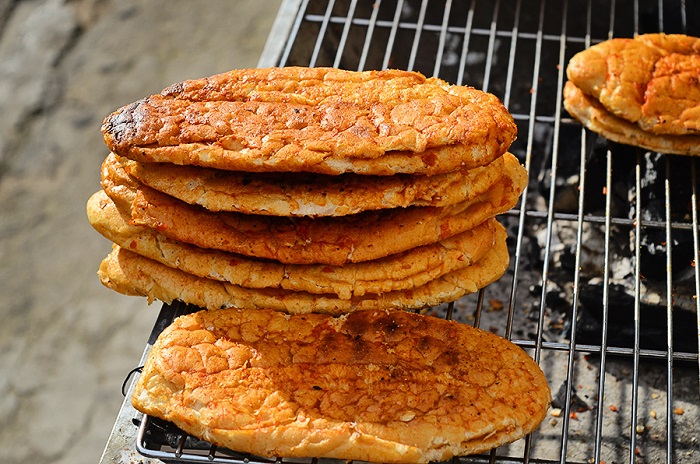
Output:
(100, 1), (700, 463)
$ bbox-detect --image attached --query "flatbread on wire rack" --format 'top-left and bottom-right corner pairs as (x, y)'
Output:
(114, 152), (513, 216)
(99, 153), (526, 265)
(563, 81), (700, 156)
(131, 307), (551, 463)
(87, 189), (501, 299)
(102, 67), (517, 175)
(97, 221), (509, 314)
(564, 33), (700, 155)
(566, 33), (700, 136)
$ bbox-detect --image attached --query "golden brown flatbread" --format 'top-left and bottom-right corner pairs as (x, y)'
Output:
(132, 307), (551, 463)
(563, 81), (700, 156)
(115, 152), (512, 216)
(97, 221), (509, 314)
(87, 189), (500, 299)
(102, 67), (517, 176)
(100, 151), (527, 265)
(567, 34), (700, 136)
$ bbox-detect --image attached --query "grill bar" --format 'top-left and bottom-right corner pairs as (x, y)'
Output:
(455, 0), (477, 87)
(331, 0), (357, 68)
(629, 153), (643, 464)
(382, 0), (403, 70)
(356, 0), (380, 70)
(406, 0), (428, 71)
(663, 156), (675, 464)
(116, 1), (700, 463)
(308, 0), (334, 67)
(592, 148), (613, 464)
(693, 160), (700, 388)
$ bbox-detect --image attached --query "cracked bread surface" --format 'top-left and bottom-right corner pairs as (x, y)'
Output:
(566, 34), (700, 137)
(563, 81), (700, 156)
(96, 221), (509, 314)
(115, 152), (512, 216)
(100, 150), (526, 265)
(87, 190), (500, 299)
(131, 308), (550, 463)
(102, 67), (516, 175)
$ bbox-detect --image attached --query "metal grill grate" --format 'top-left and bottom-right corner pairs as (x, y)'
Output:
(131, 1), (700, 463)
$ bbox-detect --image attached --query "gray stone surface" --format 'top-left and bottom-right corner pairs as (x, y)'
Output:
(0, 1), (280, 462)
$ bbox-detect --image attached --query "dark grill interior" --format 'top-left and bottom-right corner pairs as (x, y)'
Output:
(109, 1), (700, 463)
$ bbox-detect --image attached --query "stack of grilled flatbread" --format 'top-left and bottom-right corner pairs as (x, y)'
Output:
(88, 67), (528, 314)
(88, 67), (549, 463)
(564, 33), (700, 155)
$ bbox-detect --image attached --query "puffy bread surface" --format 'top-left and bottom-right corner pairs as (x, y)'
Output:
(563, 81), (700, 156)
(101, 151), (527, 265)
(567, 33), (700, 136)
(87, 189), (499, 299)
(115, 152), (512, 216)
(102, 67), (517, 175)
(97, 223), (509, 314)
(132, 308), (551, 463)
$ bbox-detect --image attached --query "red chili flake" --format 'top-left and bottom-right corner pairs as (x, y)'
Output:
(129, 240), (137, 250)
(228, 259), (239, 266)
(609, 405), (618, 412)
(439, 222), (451, 239)
(570, 412), (578, 420)
(602, 186), (608, 195)
(322, 266), (333, 273)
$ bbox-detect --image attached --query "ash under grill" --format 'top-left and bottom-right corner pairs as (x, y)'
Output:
(103, 1), (700, 463)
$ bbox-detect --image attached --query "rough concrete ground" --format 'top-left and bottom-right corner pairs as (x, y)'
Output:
(0, 1), (280, 463)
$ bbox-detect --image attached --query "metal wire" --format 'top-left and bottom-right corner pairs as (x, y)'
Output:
(332, 0), (358, 68)
(432, 0), (453, 78)
(456, 0), (477, 86)
(663, 156), (675, 464)
(630, 152), (643, 464)
(356, 0), (381, 71)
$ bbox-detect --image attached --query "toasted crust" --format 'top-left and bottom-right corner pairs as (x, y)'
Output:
(100, 152), (527, 265)
(97, 222), (509, 314)
(101, 67), (516, 175)
(567, 33), (700, 136)
(115, 152), (512, 216)
(131, 308), (551, 463)
(87, 189), (500, 299)
(563, 81), (700, 156)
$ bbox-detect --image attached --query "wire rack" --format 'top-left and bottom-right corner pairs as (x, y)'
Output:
(132, 0), (700, 463)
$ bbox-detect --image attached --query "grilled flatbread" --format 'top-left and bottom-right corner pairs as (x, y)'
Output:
(567, 34), (700, 136)
(87, 189), (500, 299)
(100, 151), (526, 265)
(102, 67), (516, 176)
(563, 81), (700, 156)
(114, 152), (512, 216)
(131, 307), (551, 463)
(97, 221), (509, 314)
